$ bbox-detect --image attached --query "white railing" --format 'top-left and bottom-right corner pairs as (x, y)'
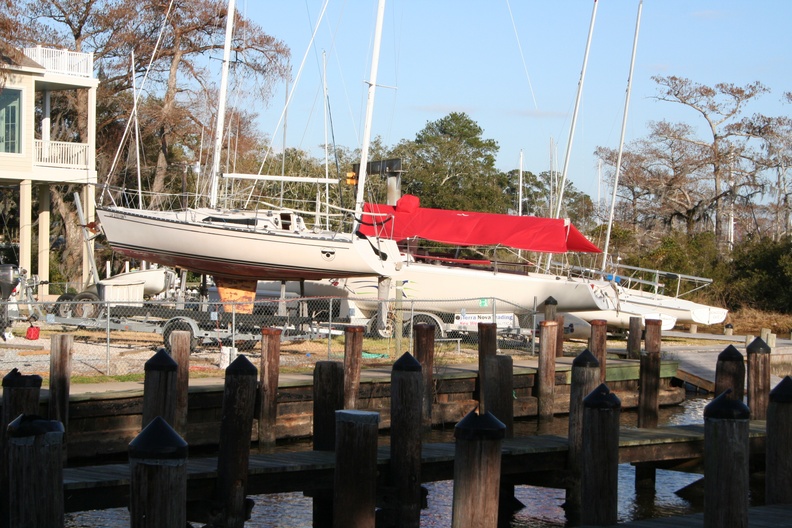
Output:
(35, 140), (90, 169)
(23, 46), (94, 78)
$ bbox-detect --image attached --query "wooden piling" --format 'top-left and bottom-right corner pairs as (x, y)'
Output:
(566, 349), (600, 519)
(477, 322), (498, 415)
(483, 354), (514, 437)
(343, 326), (365, 410)
(627, 316), (642, 360)
(747, 337), (771, 420)
(258, 327), (282, 447)
(213, 355), (258, 528)
(703, 390), (750, 528)
(128, 416), (188, 528)
(1, 370), (42, 528)
(543, 296), (557, 324)
(555, 314), (565, 358)
(714, 344), (746, 400)
(581, 384), (621, 526)
(638, 319), (662, 428)
(7, 415), (65, 528)
(334, 410), (379, 528)
(311, 361), (344, 527)
(169, 330), (191, 437)
(589, 320), (608, 382)
(766, 376), (792, 505)
(537, 320), (558, 422)
(451, 410), (506, 528)
(636, 319), (662, 489)
(313, 361), (345, 451)
(389, 353), (423, 527)
(142, 348), (178, 428)
(413, 322), (435, 431)
(48, 334), (72, 429)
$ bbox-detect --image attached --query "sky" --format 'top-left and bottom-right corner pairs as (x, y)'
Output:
(234, 0), (792, 205)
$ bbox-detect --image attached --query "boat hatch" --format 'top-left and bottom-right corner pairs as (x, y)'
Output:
(279, 213), (306, 233)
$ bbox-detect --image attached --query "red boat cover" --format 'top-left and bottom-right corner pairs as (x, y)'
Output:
(361, 194), (601, 254)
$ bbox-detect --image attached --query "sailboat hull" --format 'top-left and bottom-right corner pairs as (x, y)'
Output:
(318, 262), (613, 314)
(96, 207), (401, 282)
(614, 290), (728, 326)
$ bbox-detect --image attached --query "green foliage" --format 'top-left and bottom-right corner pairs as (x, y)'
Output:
(725, 236), (792, 312)
(398, 112), (512, 213)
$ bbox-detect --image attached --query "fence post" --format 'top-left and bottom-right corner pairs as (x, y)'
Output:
(343, 326), (365, 410)
(312, 361), (344, 527)
(714, 344), (745, 400)
(128, 416), (188, 528)
(169, 330), (191, 437)
(1, 370), (42, 528)
(627, 316), (642, 360)
(566, 349), (600, 521)
(414, 323), (435, 431)
(581, 384), (621, 526)
(334, 410), (380, 528)
(7, 415), (65, 528)
(537, 320), (558, 422)
(389, 353), (423, 527)
(258, 327), (282, 448)
(703, 390), (750, 528)
(765, 376), (792, 505)
(589, 319), (608, 382)
(142, 348), (178, 429)
(451, 410), (505, 528)
(212, 355), (258, 528)
(747, 337), (771, 420)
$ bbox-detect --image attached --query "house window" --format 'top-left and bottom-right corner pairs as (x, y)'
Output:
(0, 89), (22, 154)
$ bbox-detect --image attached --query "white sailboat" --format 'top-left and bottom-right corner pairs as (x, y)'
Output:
(96, 0), (403, 302)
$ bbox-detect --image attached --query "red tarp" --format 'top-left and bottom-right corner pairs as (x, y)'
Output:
(360, 194), (601, 254)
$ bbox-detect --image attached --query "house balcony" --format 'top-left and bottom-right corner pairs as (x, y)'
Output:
(23, 47), (94, 78)
(34, 140), (90, 170)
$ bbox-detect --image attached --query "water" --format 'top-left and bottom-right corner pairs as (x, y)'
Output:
(66, 396), (713, 527)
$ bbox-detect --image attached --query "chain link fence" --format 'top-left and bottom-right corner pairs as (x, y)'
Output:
(0, 295), (543, 378)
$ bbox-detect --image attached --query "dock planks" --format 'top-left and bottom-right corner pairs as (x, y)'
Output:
(62, 421), (767, 515)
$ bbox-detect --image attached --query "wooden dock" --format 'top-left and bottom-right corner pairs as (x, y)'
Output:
(62, 420), (768, 515)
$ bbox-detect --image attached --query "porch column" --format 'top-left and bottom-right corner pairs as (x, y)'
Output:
(37, 184), (51, 297)
(81, 185), (96, 289)
(18, 180), (32, 276)
(86, 85), (96, 171)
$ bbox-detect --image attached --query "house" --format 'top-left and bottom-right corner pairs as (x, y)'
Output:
(0, 46), (98, 296)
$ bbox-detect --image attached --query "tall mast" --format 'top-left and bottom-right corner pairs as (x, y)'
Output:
(352, 0), (386, 229)
(601, 0), (643, 270)
(209, 0), (236, 209)
(553, 0), (598, 219)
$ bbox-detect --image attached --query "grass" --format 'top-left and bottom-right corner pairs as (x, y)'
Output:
(701, 308), (792, 339)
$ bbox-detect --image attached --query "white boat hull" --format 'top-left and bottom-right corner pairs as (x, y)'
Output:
(571, 301), (677, 331)
(96, 207), (401, 282)
(318, 262), (613, 314)
(613, 289), (728, 326)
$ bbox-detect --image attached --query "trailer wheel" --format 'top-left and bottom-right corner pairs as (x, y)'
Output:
(163, 320), (197, 353)
(53, 293), (76, 317)
(72, 292), (100, 318)
(410, 314), (444, 338)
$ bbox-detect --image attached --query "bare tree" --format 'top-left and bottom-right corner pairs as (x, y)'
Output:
(651, 76), (771, 248)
